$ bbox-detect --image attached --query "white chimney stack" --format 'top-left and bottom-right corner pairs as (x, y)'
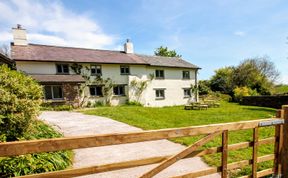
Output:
(12, 24), (27, 46)
(124, 39), (133, 53)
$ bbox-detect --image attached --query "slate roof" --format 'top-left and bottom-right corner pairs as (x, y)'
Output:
(12, 43), (200, 69)
(30, 74), (85, 83)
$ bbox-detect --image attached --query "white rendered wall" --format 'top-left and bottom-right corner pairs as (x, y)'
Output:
(16, 61), (197, 107)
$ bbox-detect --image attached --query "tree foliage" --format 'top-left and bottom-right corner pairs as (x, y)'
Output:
(210, 67), (234, 95)
(0, 65), (43, 141)
(209, 57), (279, 97)
(154, 46), (182, 57)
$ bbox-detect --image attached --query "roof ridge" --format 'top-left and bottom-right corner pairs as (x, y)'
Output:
(28, 43), (124, 53)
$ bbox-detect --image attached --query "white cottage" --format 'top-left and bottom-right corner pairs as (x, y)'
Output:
(11, 26), (200, 107)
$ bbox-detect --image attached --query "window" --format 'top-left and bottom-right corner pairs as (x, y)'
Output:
(155, 70), (164, 79)
(182, 71), (190, 79)
(120, 66), (130, 75)
(183, 88), (191, 98)
(113, 85), (125, 96)
(89, 86), (103, 96)
(155, 89), (165, 99)
(91, 65), (102, 76)
(56, 64), (69, 74)
(44, 86), (63, 100)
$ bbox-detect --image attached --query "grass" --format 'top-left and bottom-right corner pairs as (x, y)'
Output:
(82, 101), (276, 177)
(0, 120), (73, 177)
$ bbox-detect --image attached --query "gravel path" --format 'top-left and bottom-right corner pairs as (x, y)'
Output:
(40, 111), (220, 178)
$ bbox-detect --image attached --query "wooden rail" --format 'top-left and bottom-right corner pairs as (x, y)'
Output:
(0, 118), (276, 157)
(2, 105), (288, 178)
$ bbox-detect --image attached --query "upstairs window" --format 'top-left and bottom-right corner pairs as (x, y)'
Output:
(183, 88), (191, 98)
(155, 70), (164, 79)
(56, 64), (69, 74)
(89, 86), (103, 96)
(182, 71), (190, 79)
(44, 85), (63, 100)
(155, 89), (165, 100)
(120, 65), (130, 75)
(113, 85), (125, 96)
(91, 65), (102, 76)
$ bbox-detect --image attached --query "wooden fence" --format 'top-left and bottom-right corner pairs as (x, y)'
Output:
(1, 105), (288, 178)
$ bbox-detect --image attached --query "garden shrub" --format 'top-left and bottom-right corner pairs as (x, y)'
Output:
(0, 120), (73, 177)
(233, 86), (258, 102)
(0, 65), (73, 177)
(0, 65), (43, 141)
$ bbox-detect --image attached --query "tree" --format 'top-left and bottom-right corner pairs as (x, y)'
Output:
(210, 67), (234, 94)
(154, 46), (182, 57)
(0, 44), (10, 57)
(232, 57), (279, 95)
(209, 56), (279, 97)
(198, 80), (211, 95)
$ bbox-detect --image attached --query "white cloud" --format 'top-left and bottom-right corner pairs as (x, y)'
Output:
(0, 0), (117, 49)
(233, 31), (246, 37)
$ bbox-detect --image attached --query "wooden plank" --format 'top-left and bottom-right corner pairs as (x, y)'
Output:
(19, 156), (168, 178)
(274, 109), (282, 176)
(19, 139), (276, 178)
(139, 131), (222, 178)
(172, 154), (275, 178)
(281, 105), (288, 178)
(252, 127), (259, 178)
(0, 119), (275, 157)
(222, 130), (228, 178)
(256, 168), (274, 177)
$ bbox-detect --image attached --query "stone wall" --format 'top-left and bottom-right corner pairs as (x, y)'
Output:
(63, 83), (80, 107)
(240, 95), (288, 109)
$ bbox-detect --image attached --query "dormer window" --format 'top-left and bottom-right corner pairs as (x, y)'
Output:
(56, 64), (69, 74)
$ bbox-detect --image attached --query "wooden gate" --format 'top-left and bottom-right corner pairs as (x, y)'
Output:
(1, 105), (288, 178)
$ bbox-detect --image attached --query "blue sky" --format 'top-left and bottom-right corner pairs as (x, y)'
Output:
(0, 0), (287, 83)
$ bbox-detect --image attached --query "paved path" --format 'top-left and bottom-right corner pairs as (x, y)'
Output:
(40, 111), (220, 178)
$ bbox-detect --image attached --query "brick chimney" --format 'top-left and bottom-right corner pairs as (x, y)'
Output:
(12, 24), (27, 46)
(124, 39), (133, 53)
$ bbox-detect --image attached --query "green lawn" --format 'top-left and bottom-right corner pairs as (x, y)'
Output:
(82, 102), (276, 177)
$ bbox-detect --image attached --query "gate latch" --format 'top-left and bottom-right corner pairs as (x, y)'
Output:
(258, 119), (285, 127)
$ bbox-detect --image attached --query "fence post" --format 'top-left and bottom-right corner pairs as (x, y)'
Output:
(281, 105), (288, 177)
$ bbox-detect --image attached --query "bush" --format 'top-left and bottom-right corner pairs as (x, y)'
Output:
(0, 65), (43, 141)
(41, 104), (73, 111)
(233, 86), (258, 102)
(0, 120), (73, 177)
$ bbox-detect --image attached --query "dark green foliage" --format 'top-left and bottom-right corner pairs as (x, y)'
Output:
(40, 104), (73, 111)
(0, 120), (73, 177)
(198, 80), (211, 95)
(154, 46), (182, 57)
(0, 65), (43, 141)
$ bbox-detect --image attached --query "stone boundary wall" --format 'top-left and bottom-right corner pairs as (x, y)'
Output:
(240, 95), (288, 109)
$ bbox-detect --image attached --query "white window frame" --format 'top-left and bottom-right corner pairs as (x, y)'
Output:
(56, 64), (69, 74)
(155, 70), (165, 79)
(155, 89), (165, 100)
(183, 88), (191, 98)
(120, 65), (130, 75)
(89, 85), (103, 97)
(113, 85), (126, 96)
(91, 65), (102, 76)
(182, 71), (190, 79)
(44, 85), (64, 100)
